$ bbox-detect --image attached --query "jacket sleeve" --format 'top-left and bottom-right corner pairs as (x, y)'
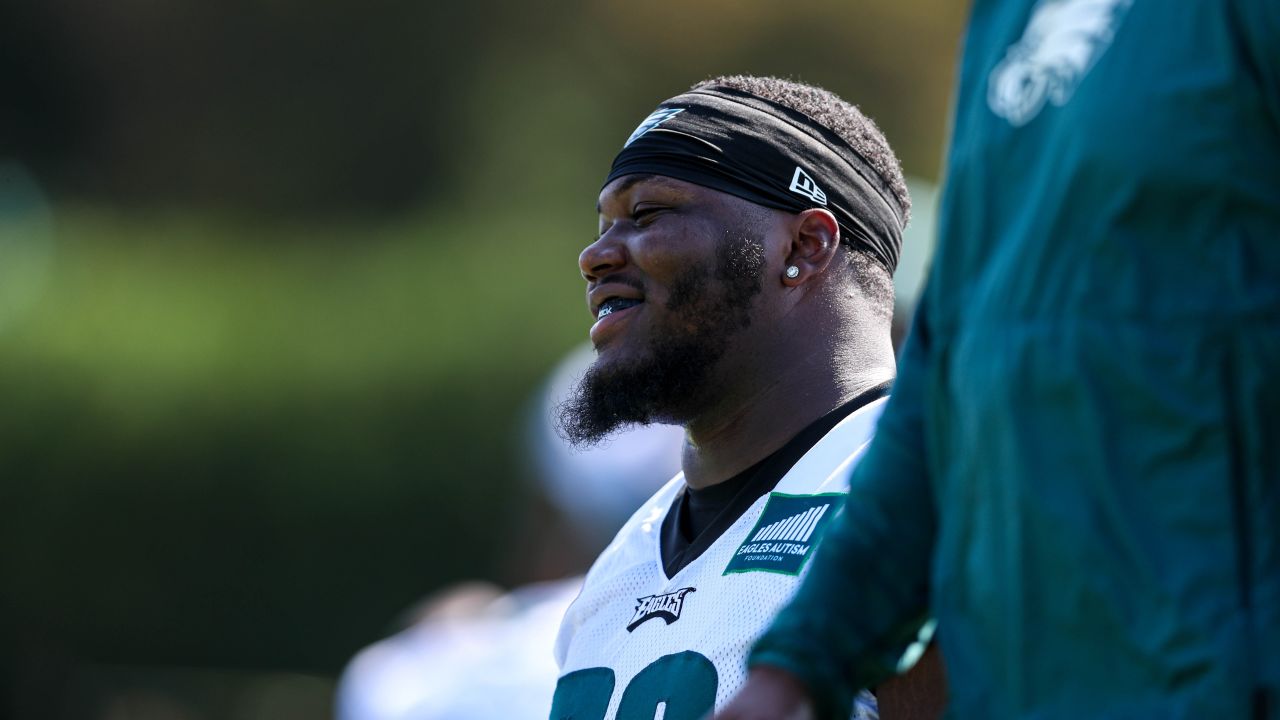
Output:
(1235, 0), (1280, 126)
(747, 296), (938, 720)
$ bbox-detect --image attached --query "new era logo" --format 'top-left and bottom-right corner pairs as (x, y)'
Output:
(789, 166), (827, 205)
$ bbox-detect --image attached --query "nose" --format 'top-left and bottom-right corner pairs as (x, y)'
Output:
(579, 232), (626, 283)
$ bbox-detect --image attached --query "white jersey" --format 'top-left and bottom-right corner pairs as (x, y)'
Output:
(552, 397), (888, 720)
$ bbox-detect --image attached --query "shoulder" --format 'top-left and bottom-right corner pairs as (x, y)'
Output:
(775, 396), (888, 496)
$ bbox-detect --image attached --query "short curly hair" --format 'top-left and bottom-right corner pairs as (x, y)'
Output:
(692, 75), (904, 319)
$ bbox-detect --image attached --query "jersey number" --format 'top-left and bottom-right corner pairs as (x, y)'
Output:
(550, 650), (718, 720)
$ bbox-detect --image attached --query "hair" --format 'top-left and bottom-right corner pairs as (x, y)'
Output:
(692, 75), (903, 320)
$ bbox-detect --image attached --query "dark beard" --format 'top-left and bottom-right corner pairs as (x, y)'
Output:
(556, 231), (766, 448)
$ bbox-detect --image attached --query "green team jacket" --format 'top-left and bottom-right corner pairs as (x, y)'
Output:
(750, 1), (1280, 717)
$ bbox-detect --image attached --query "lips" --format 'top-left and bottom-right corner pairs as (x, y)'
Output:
(587, 278), (645, 347)
(589, 294), (644, 347)
(588, 279), (645, 321)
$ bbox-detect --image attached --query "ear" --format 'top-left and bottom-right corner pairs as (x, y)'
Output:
(782, 209), (841, 286)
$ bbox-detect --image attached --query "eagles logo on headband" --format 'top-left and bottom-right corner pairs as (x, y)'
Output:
(606, 86), (906, 275)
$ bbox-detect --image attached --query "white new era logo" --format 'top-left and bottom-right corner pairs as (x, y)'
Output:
(789, 166), (827, 205)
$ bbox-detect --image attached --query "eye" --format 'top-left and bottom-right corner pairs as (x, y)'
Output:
(632, 204), (669, 226)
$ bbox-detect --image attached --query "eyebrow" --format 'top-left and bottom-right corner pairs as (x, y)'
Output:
(595, 174), (658, 213)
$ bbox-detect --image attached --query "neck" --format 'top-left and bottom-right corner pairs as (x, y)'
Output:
(678, 329), (894, 490)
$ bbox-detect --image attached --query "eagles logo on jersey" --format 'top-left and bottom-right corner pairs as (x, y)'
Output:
(627, 588), (695, 632)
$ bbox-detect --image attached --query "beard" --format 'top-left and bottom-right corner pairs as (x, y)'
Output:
(556, 229), (767, 448)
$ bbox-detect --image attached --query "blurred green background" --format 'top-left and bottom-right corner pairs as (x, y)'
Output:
(0, 1), (966, 716)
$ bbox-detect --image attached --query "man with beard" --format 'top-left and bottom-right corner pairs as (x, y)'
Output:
(550, 76), (944, 720)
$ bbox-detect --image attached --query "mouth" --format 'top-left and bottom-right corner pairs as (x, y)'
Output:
(589, 295), (644, 347)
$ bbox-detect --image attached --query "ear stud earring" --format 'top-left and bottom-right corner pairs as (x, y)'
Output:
(785, 265), (800, 279)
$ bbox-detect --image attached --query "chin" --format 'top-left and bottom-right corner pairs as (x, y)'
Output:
(591, 336), (647, 368)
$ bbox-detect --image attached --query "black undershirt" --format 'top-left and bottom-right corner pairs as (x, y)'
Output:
(659, 381), (892, 578)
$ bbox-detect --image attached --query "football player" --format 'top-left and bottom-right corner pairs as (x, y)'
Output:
(550, 75), (945, 720)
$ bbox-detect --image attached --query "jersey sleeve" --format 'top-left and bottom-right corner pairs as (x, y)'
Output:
(747, 297), (938, 720)
(1235, 0), (1280, 125)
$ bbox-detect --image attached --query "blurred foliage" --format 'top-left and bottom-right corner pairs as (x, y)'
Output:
(0, 0), (967, 714)
(3, 0), (966, 213)
(1, 206), (591, 673)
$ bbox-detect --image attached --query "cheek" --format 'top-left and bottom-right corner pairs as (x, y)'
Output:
(630, 222), (718, 283)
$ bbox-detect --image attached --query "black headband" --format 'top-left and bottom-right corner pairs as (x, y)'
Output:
(605, 86), (905, 274)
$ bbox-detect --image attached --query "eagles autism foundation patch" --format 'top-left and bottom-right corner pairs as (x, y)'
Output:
(724, 492), (845, 576)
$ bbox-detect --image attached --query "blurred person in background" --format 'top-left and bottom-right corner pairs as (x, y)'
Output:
(719, 1), (1280, 718)
(336, 344), (683, 720)
(549, 75), (946, 720)
(337, 578), (581, 720)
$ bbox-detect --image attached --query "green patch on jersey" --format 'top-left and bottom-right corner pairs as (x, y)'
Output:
(723, 492), (845, 576)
